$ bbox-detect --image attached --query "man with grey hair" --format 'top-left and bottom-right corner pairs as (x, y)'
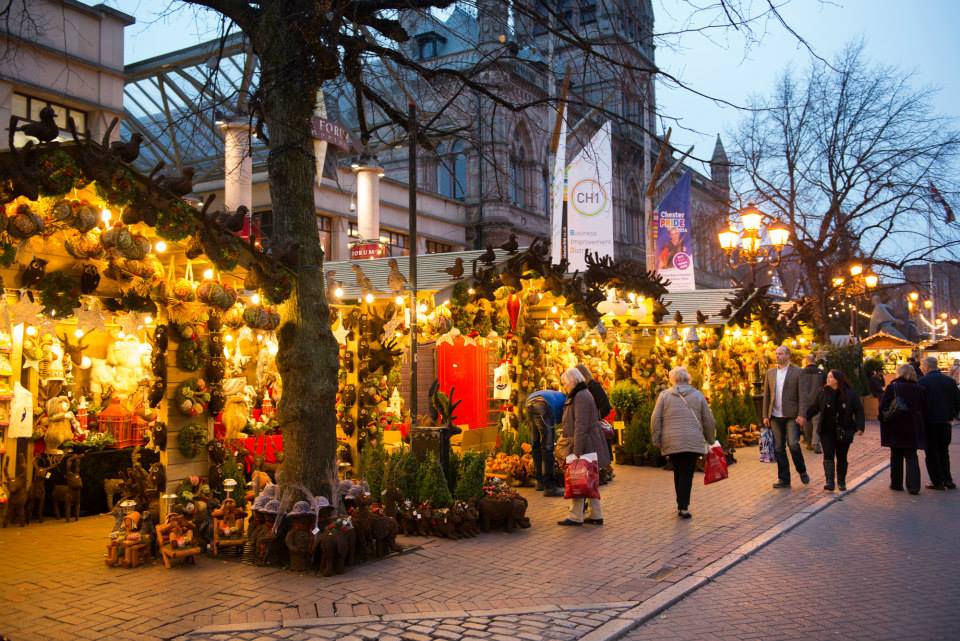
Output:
(918, 356), (960, 489)
(763, 345), (810, 488)
(798, 354), (825, 453)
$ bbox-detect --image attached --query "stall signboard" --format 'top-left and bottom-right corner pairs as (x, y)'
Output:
(310, 116), (355, 152)
(552, 121), (614, 272)
(652, 171), (696, 292)
(350, 240), (390, 260)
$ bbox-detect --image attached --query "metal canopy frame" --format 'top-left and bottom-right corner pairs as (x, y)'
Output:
(121, 32), (268, 182)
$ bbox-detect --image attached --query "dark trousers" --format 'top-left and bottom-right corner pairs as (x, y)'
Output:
(531, 421), (559, 490)
(890, 447), (921, 493)
(819, 431), (851, 485)
(771, 417), (806, 483)
(924, 422), (953, 487)
(669, 452), (700, 510)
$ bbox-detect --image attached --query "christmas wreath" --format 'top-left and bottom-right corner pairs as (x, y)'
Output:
(177, 422), (208, 458)
(176, 335), (209, 372)
(39, 270), (81, 318)
(94, 165), (138, 206)
(38, 150), (81, 197)
(175, 378), (210, 417)
(155, 199), (197, 241)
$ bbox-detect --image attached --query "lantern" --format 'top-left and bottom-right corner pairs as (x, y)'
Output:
(506, 293), (522, 332)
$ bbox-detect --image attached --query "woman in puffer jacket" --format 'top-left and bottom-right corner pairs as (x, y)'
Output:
(651, 366), (716, 519)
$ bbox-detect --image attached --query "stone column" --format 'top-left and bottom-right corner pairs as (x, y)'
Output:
(352, 162), (384, 241)
(219, 118), (253, 214)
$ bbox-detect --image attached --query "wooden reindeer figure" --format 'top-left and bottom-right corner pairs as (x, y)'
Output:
(51, 454), (83, 522)
(2, 455), (29, 528)
(58, 330), (91, 398)
(27, 456), (58, 523)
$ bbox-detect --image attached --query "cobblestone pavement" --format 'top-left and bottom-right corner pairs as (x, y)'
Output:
(0, 426), (889, 641)
(624, 427), (960, 641)
(184, 605), (634, 641)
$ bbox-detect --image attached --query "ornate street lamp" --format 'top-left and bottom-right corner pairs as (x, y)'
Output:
(717, 203), (790, 275)
(829, 262), (879, 336)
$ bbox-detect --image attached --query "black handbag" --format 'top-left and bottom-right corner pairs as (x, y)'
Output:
(882, 383), (910, 423)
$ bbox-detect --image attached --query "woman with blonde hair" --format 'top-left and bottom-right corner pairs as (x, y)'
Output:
(557, 367), (610, 526)
(879, 363), (927, 494)
(651, 366), (716, 519)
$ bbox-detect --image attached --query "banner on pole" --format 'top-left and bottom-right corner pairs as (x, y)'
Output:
(550, 106), (568, 267)
(553, 121), (614, 271)
(653, 171), (695, 291)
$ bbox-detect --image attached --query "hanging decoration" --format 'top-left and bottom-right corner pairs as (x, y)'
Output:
(38, 270), (82, 318)
(176, 378), (210, 417)
(177, 422), (208, 458)
(506, 294), (521, 333)
(8, 291), (43, 326)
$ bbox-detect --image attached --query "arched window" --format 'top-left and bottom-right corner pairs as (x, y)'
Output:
(437, 141), (466, 201)
(509, 144), (525, 206)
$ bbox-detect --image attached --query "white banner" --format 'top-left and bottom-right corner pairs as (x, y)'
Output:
(550, 106), (567, 267)
(562, 122), (614, 272)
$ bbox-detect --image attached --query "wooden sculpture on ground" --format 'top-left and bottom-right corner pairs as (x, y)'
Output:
(51, 454), (83, 522)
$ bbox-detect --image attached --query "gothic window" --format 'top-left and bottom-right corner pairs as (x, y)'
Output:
(437, 141), (466, 201)
(415, 33), (445, 60)
(509, 145), (526, 207)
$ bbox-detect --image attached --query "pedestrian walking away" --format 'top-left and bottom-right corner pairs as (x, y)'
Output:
(879, 364), (927, 494)
(918, 356), (960, 490)
(804, 369), (865, 491)
(556, 367), (610, 526)
(763, 345), (810, 488)
(650, 366), (716, 518)
(524, 389), (566, 497)
(798, 353), (825, 453)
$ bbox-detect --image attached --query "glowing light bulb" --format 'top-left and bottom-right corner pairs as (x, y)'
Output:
(365, 293), (374, 304)
(101, 208), (112, 223)
(74, 328), (84, 338)
(334, 287), (344, 299)
(468, 288), (475, 295)
(225, 334), (234, 342)
(250, 293), (261, 305)
(418, 303), (427, 313)
(550, 305), (558, 314)
(25, 326), (37, 336)
(203, 268), (214, 281)
(267, 341), (278, 356)
(117, 330), (125, 338)
(567, 318), (575, 327)
(144, 315), (153, 325)
(154, 241), (167, 253)
(80, 355), (92, 369)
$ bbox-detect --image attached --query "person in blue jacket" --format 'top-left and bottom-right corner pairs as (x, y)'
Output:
(525, 389), (566, 496)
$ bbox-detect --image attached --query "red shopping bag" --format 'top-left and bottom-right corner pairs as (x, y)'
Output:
(703, 441), (729, 485)
(564, 456), (601, 499)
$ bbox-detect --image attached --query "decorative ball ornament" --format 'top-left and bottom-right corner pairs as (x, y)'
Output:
(506, 294), (522, 332)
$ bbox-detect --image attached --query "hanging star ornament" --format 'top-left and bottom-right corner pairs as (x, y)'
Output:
(8, 292), (43, 327)
(332, 320), (349, 346)
(74, 307), (106, 334)
(382, 313), (403, 340)
(117, 312), (142, 335)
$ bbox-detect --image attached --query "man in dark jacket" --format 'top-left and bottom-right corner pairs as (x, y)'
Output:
(918, 356), (960, 489)
(524, 390), (566, 497)
(798, 354), (825, 453)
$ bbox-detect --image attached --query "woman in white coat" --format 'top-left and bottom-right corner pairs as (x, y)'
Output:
(651, 366), (716, 519)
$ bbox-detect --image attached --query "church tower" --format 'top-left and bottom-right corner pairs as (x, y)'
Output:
(710, 135), (730, 193)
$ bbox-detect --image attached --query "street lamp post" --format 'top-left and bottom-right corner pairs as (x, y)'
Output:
(830, 262), (879, 337)
(718, 203), (791, 283)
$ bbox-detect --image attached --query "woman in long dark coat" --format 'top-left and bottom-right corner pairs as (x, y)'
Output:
(804, 369), (864, 492)
(879, 363), (927, 494)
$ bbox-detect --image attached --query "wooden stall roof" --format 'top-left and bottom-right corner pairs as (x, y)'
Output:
(861, 332), (917, 350)
(325, 248), (517, 299)
(659, 288), (737, 327)
(922, 337), (960, 352)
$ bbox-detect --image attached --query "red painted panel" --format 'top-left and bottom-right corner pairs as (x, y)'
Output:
(437, 337), (489, 429)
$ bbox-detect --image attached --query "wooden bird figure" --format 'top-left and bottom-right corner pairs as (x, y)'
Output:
(696, 310), (709, 325)
(21, 257), (47, 288)
(444, 257), (464, 280)
(15, 106), (59, 144)
(387, 258), (408, 293)
(498, 233), (519, 254)
(478, 245), (496, 265)
(674, 310), (684, 325)
(326, 270), (342, 300)
(351, 263), (376, 296)
(218, 205), (248, 233)
(110, 133), (144, 163)
(156, 167), (195, 196)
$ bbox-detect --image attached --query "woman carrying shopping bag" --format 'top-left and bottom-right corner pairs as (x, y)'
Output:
(651, 366), (717, 519)
(557, 367), (610, 526)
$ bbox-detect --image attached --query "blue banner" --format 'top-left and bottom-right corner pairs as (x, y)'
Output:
(653, 172), (695, 291)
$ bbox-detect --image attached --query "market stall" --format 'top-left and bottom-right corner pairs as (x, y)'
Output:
(861, 332), (917, 379)
(921, 337), (960, 371)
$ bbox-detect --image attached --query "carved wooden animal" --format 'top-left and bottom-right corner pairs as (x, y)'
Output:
(317, 524), (356, 576)
(458, 501), (481, 537)
(369, 512), (402, 557)
(478, 244), (496, 265)
(51, 455), (83, 522)
(2, 455), (29, 528)
(28, 458), (57, 523)
(21, 257), (47, 288)
(110, 132), (143, 163)
(477, 495), (529, 533)
(387, 258), (407, 293)
(498, 233), (519, 254)
(15, 106), (59, 143)
(104, 478), (124, 512)
(156, 167), (195, 196)
(443, 257), (464, 280)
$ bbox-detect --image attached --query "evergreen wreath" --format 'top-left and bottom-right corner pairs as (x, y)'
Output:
(38, 150), (81, 197)
(175, 377), (209, 417)
(39, 270), (81, 318)
(177, 423), (208, 459)
(176, 336), (208, 372)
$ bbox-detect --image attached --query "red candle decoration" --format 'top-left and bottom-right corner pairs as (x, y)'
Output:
(506, 294), (521, 332)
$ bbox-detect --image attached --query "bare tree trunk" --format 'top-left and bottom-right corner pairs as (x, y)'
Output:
(255, 4), (339, 501)
(803, 260), (830, 344)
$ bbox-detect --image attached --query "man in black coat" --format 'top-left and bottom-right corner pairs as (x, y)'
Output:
(918, 356), (960, 490)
